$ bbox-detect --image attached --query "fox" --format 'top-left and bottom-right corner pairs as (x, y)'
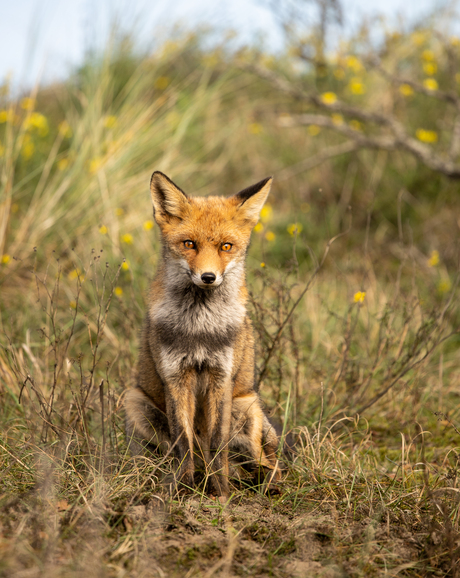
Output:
(124, 171), (280, 498)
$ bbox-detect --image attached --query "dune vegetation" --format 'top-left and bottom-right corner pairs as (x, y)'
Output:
(1, 8), (460, 576)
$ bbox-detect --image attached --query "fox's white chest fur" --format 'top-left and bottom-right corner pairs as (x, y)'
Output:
(150, 257), (246, 380)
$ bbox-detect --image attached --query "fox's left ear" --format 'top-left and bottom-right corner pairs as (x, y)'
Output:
(233, 177), (273, 225)
(150, 171), (189, 224)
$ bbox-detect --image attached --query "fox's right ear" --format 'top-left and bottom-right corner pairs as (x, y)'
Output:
(150, 171), (189, 223)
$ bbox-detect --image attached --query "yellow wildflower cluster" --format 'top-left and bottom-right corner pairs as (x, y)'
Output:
(121, 233), (133, 244)
(348, 78), (365, 95)
(308, 125), (320, 136)
(416, 129), (438, 143)
(57, 158), (69, 171)
(423, 62), (437, 76)
(21, 135), (34, 160)
(99, 225), (108, 235)
(411, 31), (426, 46)
(89, 157), (103, 174)
(427, 250), (439, 267)
(321, 92), (337, 105)
(104, 115), (117, 129)
(438, 279), (452, 294)
(121, 261), (130, 271)
(423, 78), (438, 91)
(68, 268), (83, 281)
(345, 55), (363, 73)
(114, 286), (124, 296)
(24, 112), (49, 137)
(259, 204), (273, 223)
(143, 220), (154, 231)
(254, 222), (264, 234)
(332, 114), (344, 126)
(354, 291), (366, 303)
(248, 122), (263, 134)
(58, 120), (73, 138)
(265, 231), (276, 242)
(287, 223), (303, 236)
(1, 254), (11, 264)
(399, 84), (414, 97)
(349, 120), (363, 132)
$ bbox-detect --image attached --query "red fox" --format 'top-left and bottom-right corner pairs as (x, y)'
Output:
(124, 171), (280, 498)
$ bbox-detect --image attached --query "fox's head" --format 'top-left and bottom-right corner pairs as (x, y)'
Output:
(149, 171), (272, 289)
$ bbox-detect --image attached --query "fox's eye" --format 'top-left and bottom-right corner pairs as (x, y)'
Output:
(221, 243), (232, 252)
(184, 240), (195, 249)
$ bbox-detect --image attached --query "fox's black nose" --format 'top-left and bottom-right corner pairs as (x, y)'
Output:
(201, 272), (216, 284)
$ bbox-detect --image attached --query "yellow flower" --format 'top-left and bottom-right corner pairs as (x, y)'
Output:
(333, 68), (345, 79)
(416, 129), (438, 143)
(265, 231), (276, 242)
(88, 157), (103, 173)
(248, 122), (263, 134)
(345, 55), (363, 73)
(104, 115), (117, 128)
(143, 220), (154, 230)
(354, 291), (366, 303)
(21, 139), (35, 160)
(423, 62), (437, 76)
(1, 254), (11, 264)
(115, 207), (124, 216)
(99, 225), (108, 234)
(260, 204), (273, 223)
(427, 250), (439, 267)
(121, 233), (133, 244)
(438, 279), (452, 294)
(411, 31), (426, 46)
(20, 97), (35, 111)
(58, 120), (72, 138)
(26, 112), (49, 137)
(69, 301), (77, 309)
(114, 286), (123, 296)
(260, 262), (266, 268)
(423, 78), (438, 91)
(308, 124), (320, 136)
(57, 158), (69, 171)
(68, 268), (82, 280)
(254, 222), (264, 233)
(332, 113), (344, 125)
(422, 49), (434, 61)
(287, 223), (303, 236)
(348, 78), (365, 95)
(321, 92), (337, 105)
(0, 110), (12, 123)
(349, 120), (363, 131)
(121, 261), (130, 271)
(399, 84), (414, 97)
(154, 76), (170, 90)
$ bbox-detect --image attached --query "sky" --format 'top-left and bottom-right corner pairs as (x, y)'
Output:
(0, 0), (448, 92)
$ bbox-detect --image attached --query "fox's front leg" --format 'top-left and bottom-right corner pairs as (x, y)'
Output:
(204, 371), (233, 498)
(164, 369), (197, 489)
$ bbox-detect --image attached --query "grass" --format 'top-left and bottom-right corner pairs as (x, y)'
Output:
(1, 15), (460, 577)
